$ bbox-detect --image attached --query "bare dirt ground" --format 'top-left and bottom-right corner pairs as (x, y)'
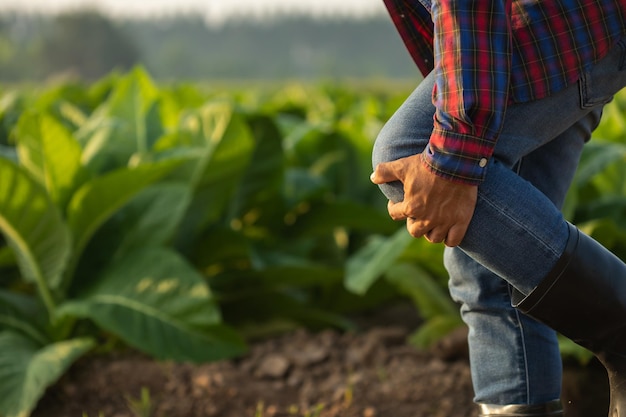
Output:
(32, 305), (610, 417)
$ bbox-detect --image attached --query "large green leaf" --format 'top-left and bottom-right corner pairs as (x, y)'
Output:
(79, 67), (162, 172)
(385, 262), (458, 319)
(102, 182), (193, 259)
(0, 291), (49, 346)
(57, 247), (246, 362)
(386, 263), (461, 349)
(193, 103), (255, 202)
(14, 113), (85, 210)
(284, 168), (328, 207)
(344, 228), (413, 295)
(66, 160), (179, 267)
(408, 316), (464, 349)
(0, 331), (94, 417)
(575, 141), (626, 186)
(174, 103), (256, 245)
(71, 182), (193, 287)
(0, 158), (71, 309)
(173, 100), (254, 189)
(230, 114), (285, 217)
(105, 67), (160, 147)
(396, 237), (448, 279)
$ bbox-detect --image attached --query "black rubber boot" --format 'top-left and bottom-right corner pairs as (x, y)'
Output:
(478, 400), (563, 416)
(512, 223), (626, 417)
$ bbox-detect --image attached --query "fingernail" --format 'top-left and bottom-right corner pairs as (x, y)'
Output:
(369, 172), (375, 182)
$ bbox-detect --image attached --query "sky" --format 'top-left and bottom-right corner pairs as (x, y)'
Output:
(0, 0), (387, 24)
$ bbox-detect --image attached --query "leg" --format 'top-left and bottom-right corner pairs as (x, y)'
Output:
(377, 78), (595, 407)
(447, 116), (595, 408)
(441, 79), (626, 417)
(373, 37), (626, 416)
(374, 36), (626, 291)
(447, 248), (564, 406)
(458, 35), (626, 287)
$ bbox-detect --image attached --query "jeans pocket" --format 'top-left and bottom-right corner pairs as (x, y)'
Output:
(579, 38), (626, 109)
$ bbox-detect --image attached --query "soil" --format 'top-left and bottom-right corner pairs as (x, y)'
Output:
(32, 305), (610, 417)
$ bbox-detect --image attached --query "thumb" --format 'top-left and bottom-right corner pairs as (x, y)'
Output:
(370, 161), (401, 185)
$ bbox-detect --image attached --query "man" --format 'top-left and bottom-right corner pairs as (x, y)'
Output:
(370, 0), (626, 415)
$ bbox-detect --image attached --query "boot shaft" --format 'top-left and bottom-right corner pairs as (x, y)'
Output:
(512, 223), (626, 417)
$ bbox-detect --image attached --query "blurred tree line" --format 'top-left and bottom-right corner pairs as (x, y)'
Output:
(0, 10), (418, 82)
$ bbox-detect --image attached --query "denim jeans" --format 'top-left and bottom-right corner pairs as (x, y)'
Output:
(372, 38), (626, 405)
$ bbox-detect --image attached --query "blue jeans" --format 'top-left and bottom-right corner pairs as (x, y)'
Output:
(372, 38), (626, 405)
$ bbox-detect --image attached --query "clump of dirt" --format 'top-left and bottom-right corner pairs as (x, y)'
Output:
(32, 305), (609, 417)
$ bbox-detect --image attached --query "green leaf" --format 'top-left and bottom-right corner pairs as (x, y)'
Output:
(0, 158), (71, 310)
(67, 160), (179, 266)
(591, 98), (626, 141)
(79, 67), (162, 173)
(108, 183), (193, 258)
(14, 113), (85, 210)
(12, 113), (46, 184)
(284, 168), (328, 206)
(575, 141), (626, 186)
(0, 145), (17, 163)
(385, 262), (458, 319)
(383, 260), (472, 350)
(344, 229), (413, 295)
(230, 114), (285, 217)
(397, 238), (448, 279)
(194, 104), (255, 203)
(0, 331), (94, 417)
(293, 200), (397, 236)
(177, 100), (254, 189)
(558, 336), (594, 365)
(174, 103), (256, 244)
(0, 245), (15, 268)
(73, 182), (193, 284)
(408, 316), (463, 349)
(0, 291), (49, 346)
(57, 247), (246, 362)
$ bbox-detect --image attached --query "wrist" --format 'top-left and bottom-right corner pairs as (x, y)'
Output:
(423, 134), (491, 185)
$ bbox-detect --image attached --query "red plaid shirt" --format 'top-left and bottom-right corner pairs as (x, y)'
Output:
(384, 0), (626, 184)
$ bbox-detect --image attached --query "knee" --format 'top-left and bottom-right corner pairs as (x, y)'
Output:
(372, 121), (398, 168)
(371, 124), (409, 203)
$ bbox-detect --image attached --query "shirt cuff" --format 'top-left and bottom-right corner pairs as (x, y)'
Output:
(422, 129), (494, 185)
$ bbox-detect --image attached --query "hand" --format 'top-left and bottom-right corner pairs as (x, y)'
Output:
(370, 152), (478, 247)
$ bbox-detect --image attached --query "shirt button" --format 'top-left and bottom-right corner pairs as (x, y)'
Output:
(479, 158), (488, 168)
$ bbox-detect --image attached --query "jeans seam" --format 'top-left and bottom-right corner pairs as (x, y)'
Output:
(514, 306), (532, 403)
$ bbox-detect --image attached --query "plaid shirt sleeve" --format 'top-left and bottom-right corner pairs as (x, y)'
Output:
(424, 0), (513, 185)
(384, 0), (625, 184)
(384, 0), (513, 185)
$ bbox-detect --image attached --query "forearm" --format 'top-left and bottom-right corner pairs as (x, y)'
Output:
(426, 0), (513, 184)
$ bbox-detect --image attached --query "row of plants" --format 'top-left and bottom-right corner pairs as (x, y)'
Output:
(1, 68), (625, 416)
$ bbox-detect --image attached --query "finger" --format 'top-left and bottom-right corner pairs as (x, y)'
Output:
(445, 223), (470, 247)
(424, 228), (447, 244)
(370, 161), (402, 185)
(387, 200), (409, 221)
(406, 217), (429, 239)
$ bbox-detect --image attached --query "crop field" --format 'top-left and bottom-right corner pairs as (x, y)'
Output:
(1, 68), (625, 416)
